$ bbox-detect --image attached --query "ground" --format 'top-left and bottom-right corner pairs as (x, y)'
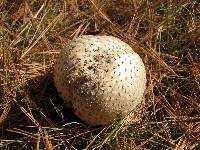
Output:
(0, 0), (200, 149)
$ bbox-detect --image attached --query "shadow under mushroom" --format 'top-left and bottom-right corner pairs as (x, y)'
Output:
(25, 71), (84, 126)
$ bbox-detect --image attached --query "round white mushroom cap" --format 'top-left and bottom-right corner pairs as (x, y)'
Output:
(54, 35), (146, 126)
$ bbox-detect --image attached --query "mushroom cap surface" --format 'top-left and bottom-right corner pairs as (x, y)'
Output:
(54, 35), (146, 126)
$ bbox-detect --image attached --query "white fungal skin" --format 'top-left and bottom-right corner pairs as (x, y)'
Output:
(54, 35), (146, 126)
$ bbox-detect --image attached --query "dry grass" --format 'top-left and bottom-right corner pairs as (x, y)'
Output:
(0, 0), (200, 149)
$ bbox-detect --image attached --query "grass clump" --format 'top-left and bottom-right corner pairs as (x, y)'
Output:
(0, 0), (199, 149)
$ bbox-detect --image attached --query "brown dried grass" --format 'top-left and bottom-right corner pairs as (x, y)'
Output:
(0, 0), (199, 149)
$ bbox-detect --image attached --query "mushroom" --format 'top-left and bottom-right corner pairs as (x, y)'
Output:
(54, 35), (146, 126)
